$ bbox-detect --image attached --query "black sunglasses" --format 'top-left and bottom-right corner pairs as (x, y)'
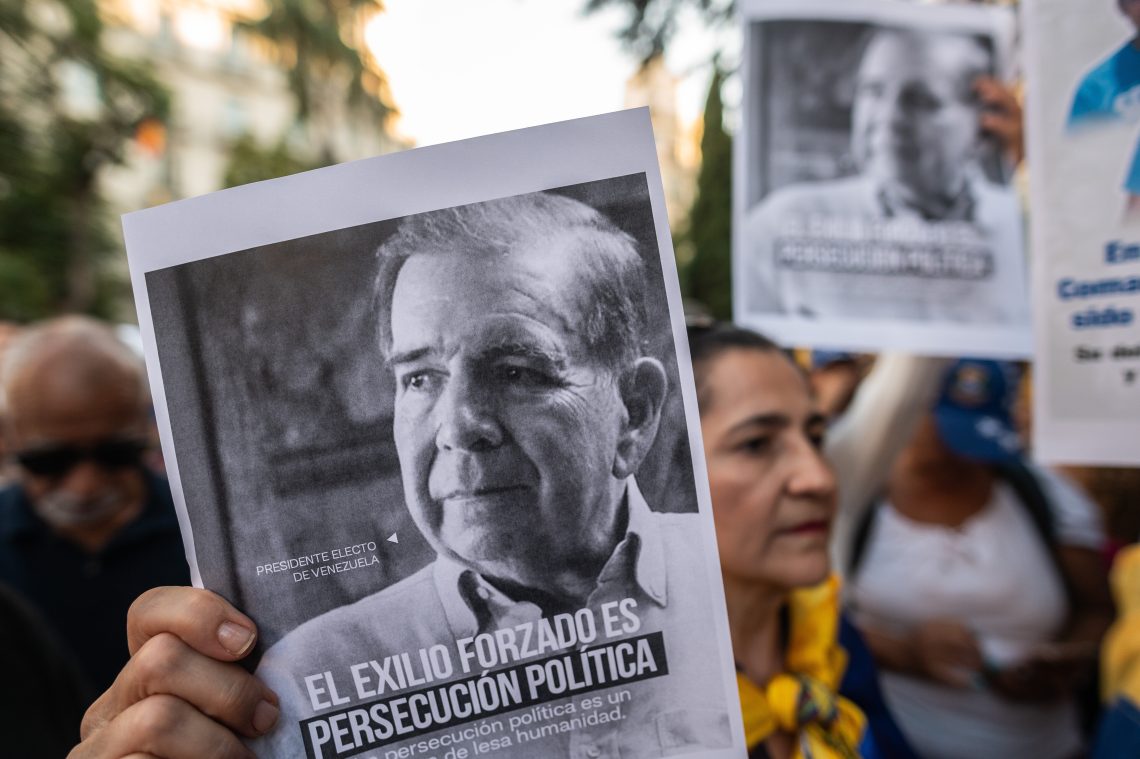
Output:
(15, 438), (147, 478)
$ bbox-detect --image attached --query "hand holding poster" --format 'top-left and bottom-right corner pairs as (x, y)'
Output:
(734, 0), (1031, 357)
(1025, 0), (1140, 465)
(122, 109), (745, 758)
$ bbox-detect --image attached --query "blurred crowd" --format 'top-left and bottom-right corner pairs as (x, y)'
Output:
(1, 318), (1138, 758)
(3, 2), (1140, 759)
(0, 317), (189, 756)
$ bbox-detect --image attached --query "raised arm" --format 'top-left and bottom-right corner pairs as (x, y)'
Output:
(825, 353), (949, 575)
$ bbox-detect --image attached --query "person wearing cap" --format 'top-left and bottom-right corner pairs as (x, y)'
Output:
(842, 359), (1112, 759)
(0, 317), (190, 699)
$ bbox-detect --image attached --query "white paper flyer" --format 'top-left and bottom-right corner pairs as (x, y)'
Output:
(122, 109), (745, 758)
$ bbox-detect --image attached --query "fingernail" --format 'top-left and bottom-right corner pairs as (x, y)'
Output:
(218, 620), (255, 656)
(253, 699), (279, 734)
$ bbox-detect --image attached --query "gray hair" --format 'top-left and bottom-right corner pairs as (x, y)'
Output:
(374, 191), (649, 372)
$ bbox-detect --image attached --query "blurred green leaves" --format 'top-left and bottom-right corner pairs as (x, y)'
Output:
(236, 0), (395, 163)
(680, 65), (731, 320)
(0, 0), (168, 320)
(223, 134), (321, 188)
(583, 0), (733, 62)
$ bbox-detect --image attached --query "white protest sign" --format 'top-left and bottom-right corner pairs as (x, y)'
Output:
(1024, 0), (1140, 465)
(123, 109), (746, 758)
(735, 0), (1029, 357)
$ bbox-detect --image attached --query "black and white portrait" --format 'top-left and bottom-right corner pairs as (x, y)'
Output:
(134, 114), (740, 757)
(735, 0), (1031, 356)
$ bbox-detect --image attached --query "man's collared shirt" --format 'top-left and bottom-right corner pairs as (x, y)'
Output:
(254, 479), (733, 758)
(432, 478), (669, 641)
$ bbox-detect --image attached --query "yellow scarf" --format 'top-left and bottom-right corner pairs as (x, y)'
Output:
(737, 575), (866, 758)
(1103, 545), (1140, 706)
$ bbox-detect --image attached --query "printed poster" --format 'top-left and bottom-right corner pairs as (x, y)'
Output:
(735, 0), (1030, 357)
(122, 109), (745, 758)
(1025, 0), (1140, 465)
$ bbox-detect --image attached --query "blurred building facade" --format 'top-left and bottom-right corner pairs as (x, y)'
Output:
(97, 0), (408, 212)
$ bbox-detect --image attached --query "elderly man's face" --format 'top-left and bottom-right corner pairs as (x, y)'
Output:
(852, 33), (985, 203)
(388, 243), (630, 589)
(8, 376), (147, 531)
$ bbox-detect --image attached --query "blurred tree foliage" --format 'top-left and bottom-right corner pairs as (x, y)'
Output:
(223, 135), (320, 189)
(584, 0), (1016, 62)
(235, 0), (396, 167)
(583, 1), (734, 315)
(0, 0), (167, 321)
(583, 0), (732, 62)
(681, 66), (732, 320)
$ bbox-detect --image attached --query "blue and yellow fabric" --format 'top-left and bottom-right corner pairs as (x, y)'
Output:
(1094, 545), (1140, 758)
(737, 575), (870, 759)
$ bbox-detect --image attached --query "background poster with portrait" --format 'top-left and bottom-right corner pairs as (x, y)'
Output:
(1024, 0), (1140, 465)
(123, 110), (745, 758)
(734, 0), (1030, 357)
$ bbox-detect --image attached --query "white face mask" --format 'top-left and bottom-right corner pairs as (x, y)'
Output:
(33, 488), (128, 530)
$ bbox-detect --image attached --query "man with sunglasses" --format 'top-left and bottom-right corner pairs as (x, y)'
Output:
(0, 316), (189, 698)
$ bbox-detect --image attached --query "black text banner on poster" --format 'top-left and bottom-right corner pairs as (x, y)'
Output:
(301, 632), (669, 759)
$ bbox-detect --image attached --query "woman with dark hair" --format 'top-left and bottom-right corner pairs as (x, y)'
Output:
(687, 323), (919, 759)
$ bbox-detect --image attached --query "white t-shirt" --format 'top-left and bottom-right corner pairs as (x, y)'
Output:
(847, 471), (1104, 759)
